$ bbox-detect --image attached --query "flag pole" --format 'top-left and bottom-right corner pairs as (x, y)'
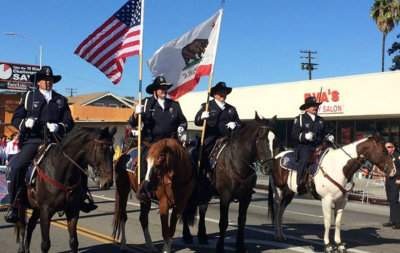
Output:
(197, 8), (224, 170)
(137, 0), (145, 185)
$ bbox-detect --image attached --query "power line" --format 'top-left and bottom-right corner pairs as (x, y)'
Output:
(65, 88), (77, 97)
(300, 50), (318, 80)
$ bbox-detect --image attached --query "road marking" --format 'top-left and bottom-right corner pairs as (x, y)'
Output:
(92, 194), (370, 253)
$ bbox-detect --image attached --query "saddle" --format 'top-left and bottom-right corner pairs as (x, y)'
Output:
(278, 147), (330, 177)
(25, 143), (56, 186)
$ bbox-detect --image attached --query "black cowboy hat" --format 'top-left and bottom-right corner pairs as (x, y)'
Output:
(210, 82), (232, 96)
(29, 66), (61, 83)
(146, 76), (173, 94)
(299, 96), (322, 110)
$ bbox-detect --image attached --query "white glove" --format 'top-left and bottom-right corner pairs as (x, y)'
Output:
(24, 118), (35, 129)
(135, 104), (144, 114)
(200, 111), (209, 120)
(131, 129), (139, 136)
(46, 123), (59, 133)
(305, 132), (314, 141)
(226, 122), (237, 130)
(326, 134), (335, 143)
(177, 126), (185, 134)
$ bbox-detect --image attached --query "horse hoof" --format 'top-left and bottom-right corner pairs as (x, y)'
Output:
(336, 242), (347, 253)
(274, 234), (286, 242)
(324, 243), (337, 253)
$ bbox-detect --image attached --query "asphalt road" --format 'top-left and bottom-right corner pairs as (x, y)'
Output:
(0, 188), (399, 253)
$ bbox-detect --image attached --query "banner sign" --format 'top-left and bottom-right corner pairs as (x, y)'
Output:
(0, 62), (40, 91)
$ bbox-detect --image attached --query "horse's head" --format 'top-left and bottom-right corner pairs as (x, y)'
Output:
(86, 127), (116, 190)
(357, 136), (396, 177)
(254, 113), (278, 174)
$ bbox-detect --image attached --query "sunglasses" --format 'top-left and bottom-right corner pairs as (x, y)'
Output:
(386, 146), (394, 149)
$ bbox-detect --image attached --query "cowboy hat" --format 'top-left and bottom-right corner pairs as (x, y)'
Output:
(210, 82), (232, 96)
(146, 76), (173, 94)
(29, 66), (61, 83)
(299, 96), (322, 110)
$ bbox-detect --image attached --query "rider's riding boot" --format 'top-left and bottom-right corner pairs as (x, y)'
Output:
(296, 172), (307, 195)
(80, 193), (98, 213)
(4, 179), (19, 223)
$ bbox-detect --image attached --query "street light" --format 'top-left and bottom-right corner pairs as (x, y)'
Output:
(3, 32), (43, 68)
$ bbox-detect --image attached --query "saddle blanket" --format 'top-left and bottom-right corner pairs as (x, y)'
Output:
(276, 150), (319, 176)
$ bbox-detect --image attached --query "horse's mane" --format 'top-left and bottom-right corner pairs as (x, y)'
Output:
(60, 127), (102, 149)
(147, 138), (191, 174)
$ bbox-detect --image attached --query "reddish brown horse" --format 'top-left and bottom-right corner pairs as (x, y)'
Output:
(113, 138), (195, 253)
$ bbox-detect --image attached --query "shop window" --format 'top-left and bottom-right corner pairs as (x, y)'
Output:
(337, 120), (354, 145)
(355, 120), (376, 140)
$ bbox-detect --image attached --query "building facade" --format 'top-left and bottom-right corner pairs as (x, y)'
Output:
(179, 71), (400, 146)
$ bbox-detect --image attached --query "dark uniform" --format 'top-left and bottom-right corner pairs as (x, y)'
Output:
(129, 96), (187, 143)
(195, 82), (241, 173)
(6, 82), (73, 222)
(291, 97), (327, 187)
(385, 151), (400, 227)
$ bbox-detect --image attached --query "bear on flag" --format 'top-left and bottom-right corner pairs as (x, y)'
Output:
(147, 9), (223, 100)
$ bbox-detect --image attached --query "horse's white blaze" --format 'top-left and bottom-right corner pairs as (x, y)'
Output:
(145, 157), (154, 181)
(268, 131), (275, 157)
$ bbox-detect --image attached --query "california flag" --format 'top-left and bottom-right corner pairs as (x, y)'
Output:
(147, 9), (223, 100)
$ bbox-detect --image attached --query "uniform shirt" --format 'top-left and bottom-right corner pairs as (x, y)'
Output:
(291, 112), (326, 148)
(195, 99), (241, 145)
(129, 96), (187, 143)
(12, 89), (74, 143)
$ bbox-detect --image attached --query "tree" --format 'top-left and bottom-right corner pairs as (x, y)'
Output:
(388, 34), (400, 70)
(371, 0), (400, 72)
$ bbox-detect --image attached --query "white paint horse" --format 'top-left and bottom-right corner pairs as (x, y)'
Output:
(268, 136), (396, 253)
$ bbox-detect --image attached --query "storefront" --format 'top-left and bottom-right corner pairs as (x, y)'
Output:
(179, 71), (400, 146)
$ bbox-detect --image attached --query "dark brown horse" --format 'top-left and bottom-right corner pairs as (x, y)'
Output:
(113, 138), (195, 253)
(14, 126), (115, 253)
(182, 114), (278, 253)
(268, 136), (396, 253)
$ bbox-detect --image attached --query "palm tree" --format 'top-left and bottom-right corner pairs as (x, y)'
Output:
(371, 0), (400, 72)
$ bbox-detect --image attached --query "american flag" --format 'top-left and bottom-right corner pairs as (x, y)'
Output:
(74, 0), (142, 84)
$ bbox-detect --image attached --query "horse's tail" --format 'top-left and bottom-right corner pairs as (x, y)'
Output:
(112, 156), (130, 240)
(267, 176), (275, 222)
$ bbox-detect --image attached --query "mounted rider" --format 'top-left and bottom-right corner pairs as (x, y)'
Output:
(195, 81), (241, 176)
(128, 76), (187, 197)
(4, 66), (76, 223)
(291, 96), (334, 194)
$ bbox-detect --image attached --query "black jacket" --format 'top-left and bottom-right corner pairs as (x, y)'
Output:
(195, 99), (241, 147)
(291, 112), (326, 149)
(12, 89), (74, 144)
(129, 96), (187, 143)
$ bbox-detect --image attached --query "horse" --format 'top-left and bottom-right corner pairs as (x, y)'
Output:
(182, 114), (278, 253)
(268, 135), (396, 253)
(14, 126), (115, 253)
(113, 138), (195, 253)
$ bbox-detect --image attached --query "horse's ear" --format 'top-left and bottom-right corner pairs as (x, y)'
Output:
(268, 115), (278, 129)
(109, 127), (117, 136)
(255, 111), (261, 121)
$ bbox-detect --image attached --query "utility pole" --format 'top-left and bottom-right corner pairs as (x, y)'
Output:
(300, 50), (318, 80)
(65, 88), (77, 97)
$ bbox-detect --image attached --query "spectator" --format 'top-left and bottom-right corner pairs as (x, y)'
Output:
(0, 136), (6, 165)
(383, 141), (400, 229)
(5, 133), (20, 164)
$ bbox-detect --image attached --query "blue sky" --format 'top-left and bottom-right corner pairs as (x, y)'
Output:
(1, 0), (399, 98)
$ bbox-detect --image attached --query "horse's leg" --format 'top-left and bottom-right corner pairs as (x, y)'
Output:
(66, 211), (79, 253)
(159, 198), (172, 253)
(277, 188), (294, 241)
(140, 201), (157, 253)
(236, 196), (251, 253)
(197, 203), (209, 244)
(39, 207), (52, 253)
(216, 194), (231, 253)
(321, 197), (335, 253)
(272, 183), (289, 241)
(182, 212), (193, 244)
(24, 209), (40, 253)
(334, 197), (347, 253)
(114, 172), (130, 251)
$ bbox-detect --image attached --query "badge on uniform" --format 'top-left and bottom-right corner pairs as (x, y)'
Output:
(33, 101), (40, 109)
(56, 99), (63, 108)
(169, 107), (174, 114)
(305, 123), (310, 128)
